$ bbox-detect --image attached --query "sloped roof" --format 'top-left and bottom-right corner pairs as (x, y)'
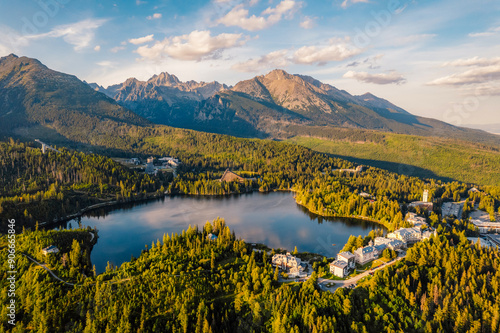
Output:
(220, 169), (245, 182)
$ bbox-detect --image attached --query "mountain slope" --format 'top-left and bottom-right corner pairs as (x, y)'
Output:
(0, 54), (499, 185)
(91, 72), (228, 128)
(287, 133), (500, 186)
(231, 70), (498, 143)
(0, 54), (148, 142)
(99, 68), (500, 145)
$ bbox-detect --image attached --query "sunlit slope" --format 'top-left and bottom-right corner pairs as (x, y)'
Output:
(287, 134), (500, 186)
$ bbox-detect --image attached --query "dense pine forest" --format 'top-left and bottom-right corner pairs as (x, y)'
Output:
(1, 136), (499, 233)
(0, 140), (169, 232)
(1, 133), (499, 333)
(1, 219), (499, 332)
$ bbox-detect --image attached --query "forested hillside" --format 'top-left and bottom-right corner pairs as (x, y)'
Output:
(0, 140), (168, 232)
(2, 135), (499, 233)
(287, 132), (500, 186)
(2, 54), (500, 191)
(1, 219), (498, 332)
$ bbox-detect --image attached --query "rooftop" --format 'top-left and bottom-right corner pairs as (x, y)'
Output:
(331, 260), (348, 268)
(338, 251), (355, 259)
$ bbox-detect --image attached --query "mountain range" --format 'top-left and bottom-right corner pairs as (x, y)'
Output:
(89, 67), (499, 144)
(1, 53), (499, 148)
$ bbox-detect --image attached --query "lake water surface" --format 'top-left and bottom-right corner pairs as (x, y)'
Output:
(64, 191), (382, 273)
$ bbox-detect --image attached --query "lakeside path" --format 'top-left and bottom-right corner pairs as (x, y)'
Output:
(318, 254), (406, 293)
(22, 253), (137, 286)
(22, 252), (209, 287)
(22, 254), (77, 286)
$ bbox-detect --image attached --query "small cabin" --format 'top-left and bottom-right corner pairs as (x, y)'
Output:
(41, 245), (59, 255)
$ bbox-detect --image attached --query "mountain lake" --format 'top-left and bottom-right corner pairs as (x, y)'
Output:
(59, 191), (384, 273)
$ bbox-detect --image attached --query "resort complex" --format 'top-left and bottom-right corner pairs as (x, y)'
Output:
(331, 218), (436, 278)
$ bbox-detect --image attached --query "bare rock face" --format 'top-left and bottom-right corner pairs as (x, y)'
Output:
(101, 72), (228, 104)
(82, 66), (496, 143)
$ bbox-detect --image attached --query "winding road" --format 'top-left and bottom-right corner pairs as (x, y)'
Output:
(22, 254), (76, 286)
(318, 254), (406, 293)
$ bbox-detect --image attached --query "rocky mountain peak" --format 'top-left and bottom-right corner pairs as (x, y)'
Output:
(263, 69), (293, 80)
(148, 72), (180, 86)
(123, 77), (141, 86)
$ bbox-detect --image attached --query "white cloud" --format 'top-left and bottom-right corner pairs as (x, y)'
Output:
(292, 39), (362, 65)
(443, 56), (500, 67)
(0, 27), (29, 53)
(96, 61), (116, 68)
(25, 18), (107, 51)
(469, 84), (500, 96)
(147, 13), (162, 20)
(343, 70), (407, 84)
(217, 1), (301, 31)
(94, 45), (101, 51)
(428, 57), (500, 87)
(394, 4), (407, 14)
(427, 66), (500, 86)
(347, 54), (384, 69)
(341, 0), (370, 9)
(468, 26), (500, 38)
(128, 34), (155, 45)
(0, 43), (10, 55)
(232, 50), (290, 72)
(233, 37), (363, 71)
(136, 30), (246, 61)
(110, 46), (126, 53)
(300, 16), (316, 29)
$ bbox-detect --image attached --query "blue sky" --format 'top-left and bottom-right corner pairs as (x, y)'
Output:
(1, 0), (499, 126)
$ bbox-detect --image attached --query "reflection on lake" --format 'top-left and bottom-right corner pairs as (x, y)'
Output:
(61, 191), (383, 273)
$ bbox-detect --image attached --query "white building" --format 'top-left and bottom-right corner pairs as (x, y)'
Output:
(330, 251), (356, 278)
(373, 237), (405, 250)
(129, 158), (140, 165)
(330, 260), (349, 278)
(472, 220), (500, 233)
(145, 157), (155, 174)
(42, 245), (59, 255)
(442, 201), (464, 218)
(406, 213), (427, 228)
(337, 251), (355, 269)
(159, 157), (180, 167)
(387, 227), (423, 243)
(354, 245), (379, 265)
(421, 229), (434, 240)
(272, 252), (301, 270)
(423, 189), (429, 203)
(289, 265), (306, 278)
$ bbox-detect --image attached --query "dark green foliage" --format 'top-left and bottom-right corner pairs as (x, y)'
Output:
(1, 222), (499, 332)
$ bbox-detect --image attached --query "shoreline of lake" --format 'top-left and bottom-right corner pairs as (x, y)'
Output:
(57, 191), (384, 273)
